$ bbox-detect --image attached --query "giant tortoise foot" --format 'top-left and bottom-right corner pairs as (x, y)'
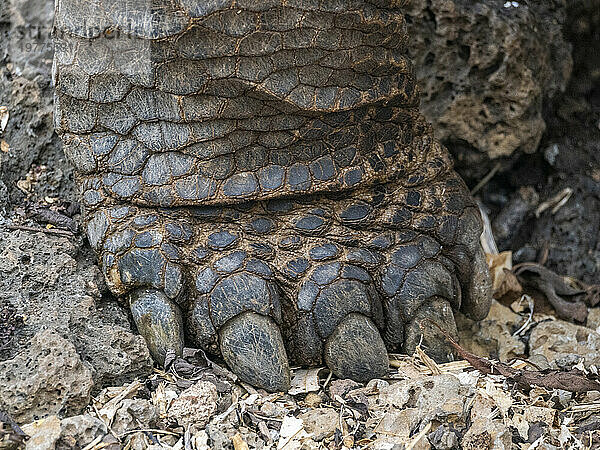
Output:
(53, 0), (492, 392)
(83, 172), (491, 391)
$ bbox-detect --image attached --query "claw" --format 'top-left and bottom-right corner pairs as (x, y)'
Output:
(403, 296), (458, 362)
(219, 312), (290, 392)
(324, 313), (388, 382)
(461, 248), (492, 320)
(129, 288), (184, 365)
(451, 208), (493, 320)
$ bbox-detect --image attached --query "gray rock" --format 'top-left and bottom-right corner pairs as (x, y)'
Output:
(456, 300), (526, 361)
(0, 329), (94, 423)
(428, 424), (459, 450)
(0, 181), (8, 211)
(529, 320), (600, 368)
(259, 401), (287, 419)
(328, 378), (361, 402)
(299, 408), (339, 442)
(519, 0), (599, 285)
(70, 312), (154, 389)
(587, 308), (600, 333)
(406, 0), (571, 176)
(167, 381), (218, 428)
(492, 187), (540, 250)
(206, 422), (265, 450)
(460, 394), (512, 449)
(57, 415), (107, 450)
(20, 415), (62, 450)
(112, 399), (158, 436)
(368, 374), (470, 447)
(0, 230), (153, 417)
(565, 0), (600, 99)
(462, 418), (512, 450)
(377, 374), (472, 429)
(0, 0), (74, 204)
(126, 432), (153, 450)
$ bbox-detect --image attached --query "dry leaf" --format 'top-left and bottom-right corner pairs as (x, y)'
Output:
(1, 140), (8, 153)
(508, 412), (530, 440)
(414, 346), (441, 375)
(288, 367), (323, 395)
(0, 106), (8, 133)
(258, 421), (272, 444)
(487, 251), (513, 289)
(342, 435), (355, 448)
(151, 381), (178, 418)
(193, 430), (211, 450)
(232, 432), (250, 450)
(514, 263), (588, 323)
(16, 179), (31, 194)
(96, 380), (143, 425)
(483, 378), (513, 416)
(558, 423), (584, 448)
(277, 416), (308, 450)
(486, 251), (522, 301)
(496, 271), (522, 301)
(524, 406), (556, 426)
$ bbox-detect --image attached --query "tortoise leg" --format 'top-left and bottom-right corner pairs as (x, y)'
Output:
(219, 312), (290, 392)
(129, 288), (184, 365)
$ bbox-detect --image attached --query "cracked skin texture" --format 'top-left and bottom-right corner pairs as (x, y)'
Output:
(53, 0), (492, 391)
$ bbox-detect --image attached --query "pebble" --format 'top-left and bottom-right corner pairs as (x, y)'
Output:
(167, 381), (218, 428)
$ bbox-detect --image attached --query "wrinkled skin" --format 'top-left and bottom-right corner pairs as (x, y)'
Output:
(53, 0), (492, 391)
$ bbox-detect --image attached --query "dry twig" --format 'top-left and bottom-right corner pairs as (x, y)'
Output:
(6, 224), (75, 237)
(514, 263), (588, 323)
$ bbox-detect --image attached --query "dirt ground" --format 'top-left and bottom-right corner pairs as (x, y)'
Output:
(1, 1), (599, 449)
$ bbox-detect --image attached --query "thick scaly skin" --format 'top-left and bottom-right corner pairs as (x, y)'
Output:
(53, 0), (492, 391)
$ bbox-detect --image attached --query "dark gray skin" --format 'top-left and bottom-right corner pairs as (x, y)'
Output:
(53, 0), (492, 392)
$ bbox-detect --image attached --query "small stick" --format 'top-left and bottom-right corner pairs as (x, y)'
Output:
(406, 422), (432, 450)
(6, 224), (74, 237)
(512, 294), (535, 336)
(117, 428), (181, 438)
(415, 346), (441, 375)
(30, 207), (78, 232)
(81, 435), (104, 450)
(471, 162), (501, 195)
(535, 187), (572, 217)
(322, 370), (333, 390)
